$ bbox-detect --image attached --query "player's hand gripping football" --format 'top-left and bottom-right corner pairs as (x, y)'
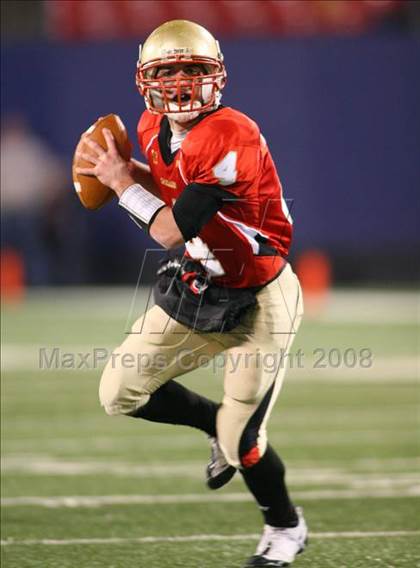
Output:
(75, 129), (135, 197)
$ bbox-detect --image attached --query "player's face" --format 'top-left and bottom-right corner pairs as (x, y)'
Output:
(156, 63), (205, 104)
(146, 62), (214, 123)
(154, 63), (204, 105)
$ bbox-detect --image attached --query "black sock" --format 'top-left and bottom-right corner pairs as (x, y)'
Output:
(241, 444), (298, 528)
(129, 380), (218, 437)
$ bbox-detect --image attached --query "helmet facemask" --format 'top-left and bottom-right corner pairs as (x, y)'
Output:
(137, 56), (226, 122)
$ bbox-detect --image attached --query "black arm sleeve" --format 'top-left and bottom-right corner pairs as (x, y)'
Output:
(172, 183), (237, 242)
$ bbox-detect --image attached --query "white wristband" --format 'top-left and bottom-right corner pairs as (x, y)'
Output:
(119, 184), (165, 227)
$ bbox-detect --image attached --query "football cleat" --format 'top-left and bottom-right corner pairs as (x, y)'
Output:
(206, 437), (237, 490)
(243, 507), (308, 567)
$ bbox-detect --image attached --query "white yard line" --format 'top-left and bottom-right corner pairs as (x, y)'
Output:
(2, 429), (418, 453)
(2, 429), (418, 455)
(317, 290), (419, 325)
(2, 457), (420, 489)
(289, 356), (419, 381)
(1, 530), (420, 546)
(2, 487), (420, 508)
(4, 455), (418, 471)
(1, 457), (204, 477)
(7, 288), (419, 324)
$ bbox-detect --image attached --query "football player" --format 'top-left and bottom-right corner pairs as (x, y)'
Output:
(76, 20), (308, 567)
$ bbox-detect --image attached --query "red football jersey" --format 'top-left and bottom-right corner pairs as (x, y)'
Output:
(137, 107), (292, 288)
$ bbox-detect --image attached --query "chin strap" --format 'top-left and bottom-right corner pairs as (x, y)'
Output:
(166, 110), (201, 122)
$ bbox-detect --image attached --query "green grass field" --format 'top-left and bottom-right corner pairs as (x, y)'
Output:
(1, 289), (419, 568)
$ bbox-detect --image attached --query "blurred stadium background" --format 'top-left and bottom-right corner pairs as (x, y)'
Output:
(1, 1), (419, 567)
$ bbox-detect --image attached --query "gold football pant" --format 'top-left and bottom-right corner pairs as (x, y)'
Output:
(99, 263), (303, 468)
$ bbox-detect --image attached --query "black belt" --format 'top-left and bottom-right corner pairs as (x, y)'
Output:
(153, 257), (259, 333)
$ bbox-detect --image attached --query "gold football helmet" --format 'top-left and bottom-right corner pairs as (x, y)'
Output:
(136, 20), (226, 118)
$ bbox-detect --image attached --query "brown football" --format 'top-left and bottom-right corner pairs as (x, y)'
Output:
(72, 114), (132, 210)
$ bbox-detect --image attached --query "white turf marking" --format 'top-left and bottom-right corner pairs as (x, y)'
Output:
(4, 288), (418, 324)
(3, 487), (420, 508)
(2, 429), (417, 452)
(4, 455), (418, 472)
(2, 457), (420, 490)
(1, 531), (420, 547)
